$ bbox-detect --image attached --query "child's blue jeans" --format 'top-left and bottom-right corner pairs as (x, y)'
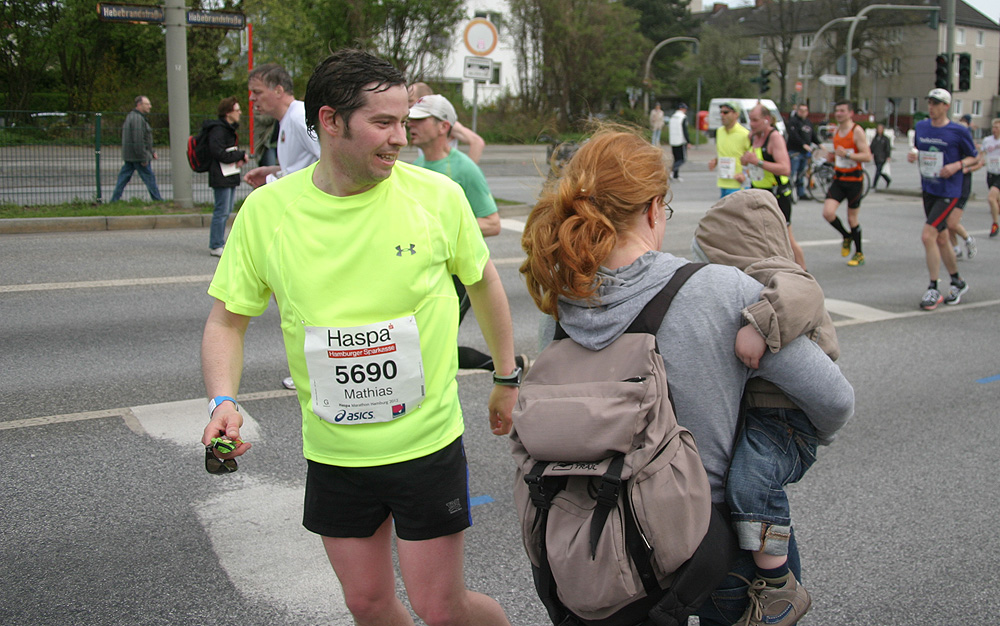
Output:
(725, 407), (818, 556)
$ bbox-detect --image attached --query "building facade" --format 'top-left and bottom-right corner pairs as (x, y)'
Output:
(697, 0), (1000, 133)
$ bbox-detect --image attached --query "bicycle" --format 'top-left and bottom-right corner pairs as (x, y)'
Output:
(804, 147), (871, 201)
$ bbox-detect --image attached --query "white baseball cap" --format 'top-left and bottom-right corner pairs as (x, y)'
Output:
(927, 88), (952, 105)
(408, 94), (457, 125)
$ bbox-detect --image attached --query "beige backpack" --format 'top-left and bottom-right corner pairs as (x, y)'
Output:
(510, 263), (737, 626)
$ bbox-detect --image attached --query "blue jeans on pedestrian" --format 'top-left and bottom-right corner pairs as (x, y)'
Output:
(694, 529), (801, 626)
(790, 151), (808, 198)
(111, 161), (163, 202)
(210, 186), (235, 250)
(651, 128), (662, 146)
(726, 407), (818, 557)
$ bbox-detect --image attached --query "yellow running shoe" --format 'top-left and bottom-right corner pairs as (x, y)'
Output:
(841, 237), (852, 257)
(847, 252), (865, 267)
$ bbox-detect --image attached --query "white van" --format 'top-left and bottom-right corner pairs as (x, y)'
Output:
(707, 98), (786, 139)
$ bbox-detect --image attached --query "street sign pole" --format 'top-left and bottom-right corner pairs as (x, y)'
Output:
(164, 0), (192, 207)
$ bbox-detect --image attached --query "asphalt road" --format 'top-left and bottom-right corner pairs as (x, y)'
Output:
(2, 145), (999, 625)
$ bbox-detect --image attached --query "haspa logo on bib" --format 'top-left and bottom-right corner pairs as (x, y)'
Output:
(327, 323), (393, 349)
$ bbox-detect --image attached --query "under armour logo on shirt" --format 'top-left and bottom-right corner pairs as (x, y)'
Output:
(396, 244), (416, 256)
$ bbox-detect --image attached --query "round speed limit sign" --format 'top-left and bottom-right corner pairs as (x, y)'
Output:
(464, 18), (498, 57)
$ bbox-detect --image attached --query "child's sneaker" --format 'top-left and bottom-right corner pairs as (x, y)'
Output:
(736, 573), (812, 626)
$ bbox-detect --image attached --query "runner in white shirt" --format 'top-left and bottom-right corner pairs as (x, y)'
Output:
(981, 118), (1000, 237)
(243, 64), (321, 188)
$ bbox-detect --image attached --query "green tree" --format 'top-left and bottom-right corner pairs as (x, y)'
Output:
(0, 0), (61, 112)
(508, 0), (646, 125)
(626, 0), (699, 94)
(675, 24), (757, 104)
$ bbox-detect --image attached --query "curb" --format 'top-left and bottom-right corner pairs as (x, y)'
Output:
(0, 213), (226, 235)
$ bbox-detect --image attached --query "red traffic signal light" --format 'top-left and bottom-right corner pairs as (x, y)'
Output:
(935, 54), (950, 90)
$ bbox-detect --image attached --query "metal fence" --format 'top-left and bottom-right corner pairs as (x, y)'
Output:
(0, 110), (256, 207)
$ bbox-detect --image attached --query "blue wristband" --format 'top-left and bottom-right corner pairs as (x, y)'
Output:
(208, 395), (238, 417)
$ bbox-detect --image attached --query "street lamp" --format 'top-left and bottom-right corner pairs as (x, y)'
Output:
(643, 37), (699, 114)
(845, 4), (941, 101)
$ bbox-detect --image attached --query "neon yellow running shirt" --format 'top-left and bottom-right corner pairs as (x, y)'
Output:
(208, 161), (490, 466)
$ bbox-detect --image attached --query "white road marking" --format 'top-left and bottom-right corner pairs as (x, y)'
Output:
(499, 217), (525, 233)
(0, 274), (213, 293)
(196, 481), (353, 625)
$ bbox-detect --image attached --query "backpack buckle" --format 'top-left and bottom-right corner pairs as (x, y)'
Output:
(595, 474), (622, 508)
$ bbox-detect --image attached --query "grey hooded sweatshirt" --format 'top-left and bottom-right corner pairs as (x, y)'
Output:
(541, 251), (854, 502)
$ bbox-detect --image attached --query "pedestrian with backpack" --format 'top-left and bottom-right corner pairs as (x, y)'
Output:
(692, 189), (850, 626)
(205, 97), (248, 256)
(518, 126), (855, 626)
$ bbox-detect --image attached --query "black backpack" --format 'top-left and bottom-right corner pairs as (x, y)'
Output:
(510, 263), (739, 626)
(186, 120), (213, 173)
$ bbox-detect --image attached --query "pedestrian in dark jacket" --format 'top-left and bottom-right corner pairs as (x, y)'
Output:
(870, 124), (892, 189)
(207, 97), (247, 256)
(111, 96), (163, 202)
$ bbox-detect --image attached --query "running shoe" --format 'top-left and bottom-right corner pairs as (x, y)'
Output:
(954, 245), (963, 260)
(841, 237), (852, 257)
(920, 288), (943, 310)
(281, 376), (296, 390)
(944, 280), (969, 306)
(965, 235), (977, 259)
(990, 222), (998, 238)
(847, 252), (865, 267)
(735, 574), (812, 626)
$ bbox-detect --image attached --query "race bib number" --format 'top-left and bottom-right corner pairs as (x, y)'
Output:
(303, 316), (425, 425)
(987, 154), (1000, 175)
(835, 149), (855, 169)
(746, 163), (765, 182)
(919, 150), (944, 178)
(718, 157), (736, 179)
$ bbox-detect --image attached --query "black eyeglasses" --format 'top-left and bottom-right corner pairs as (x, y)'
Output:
(205, 444), (238, 474)
(720, 109), (735, 115)
(663, 203), (674, 221)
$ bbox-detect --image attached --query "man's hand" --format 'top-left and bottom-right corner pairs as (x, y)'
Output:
(708, 158), (717, 171)
(488, 384), (518, 436)
(202, 405), (252, 458)
(244, 165), (280, 188)
(735, 324), (766, 369)
(740, 151), (759, 166)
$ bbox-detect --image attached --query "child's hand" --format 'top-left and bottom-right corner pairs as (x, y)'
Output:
(735, 325), (766, 369)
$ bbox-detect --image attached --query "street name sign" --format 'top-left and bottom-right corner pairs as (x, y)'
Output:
(819, 73), (847, 86)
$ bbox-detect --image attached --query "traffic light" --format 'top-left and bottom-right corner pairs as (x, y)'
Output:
(927, 9), (939, 30)
(759, 69), (772, 95)
(934, 54), (950, 90)
(957, 53), (971, 91)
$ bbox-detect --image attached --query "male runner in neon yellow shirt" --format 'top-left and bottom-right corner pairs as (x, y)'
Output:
(708, 101), (750, 197)
(201, 49), (516, 626)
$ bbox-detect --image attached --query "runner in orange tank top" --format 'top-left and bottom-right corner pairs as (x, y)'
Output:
(821, 100), (871, 267)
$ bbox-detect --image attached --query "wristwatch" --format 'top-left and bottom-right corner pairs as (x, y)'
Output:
(208, 395), (238, 417)
(492, 366), (523, 387)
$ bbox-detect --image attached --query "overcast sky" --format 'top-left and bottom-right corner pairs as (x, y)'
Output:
(723, 0), (1000, 25)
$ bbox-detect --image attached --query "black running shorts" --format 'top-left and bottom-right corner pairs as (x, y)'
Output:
(303, 436), (471, 541)
(826, 178), (864, 209)
(922, 194), (959, 232)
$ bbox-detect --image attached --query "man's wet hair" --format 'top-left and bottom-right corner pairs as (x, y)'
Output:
(304, 49), (406, 136)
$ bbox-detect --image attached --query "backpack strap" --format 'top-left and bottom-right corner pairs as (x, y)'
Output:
(588, 454), (626, 558)
(552, 263), (706, 341)
(626, 263), (706, 336)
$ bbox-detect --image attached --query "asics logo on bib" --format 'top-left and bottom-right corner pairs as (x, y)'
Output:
(334, 409), (375, 422)
(328, 327), (392, 349)
(396, 244), (416, 256)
